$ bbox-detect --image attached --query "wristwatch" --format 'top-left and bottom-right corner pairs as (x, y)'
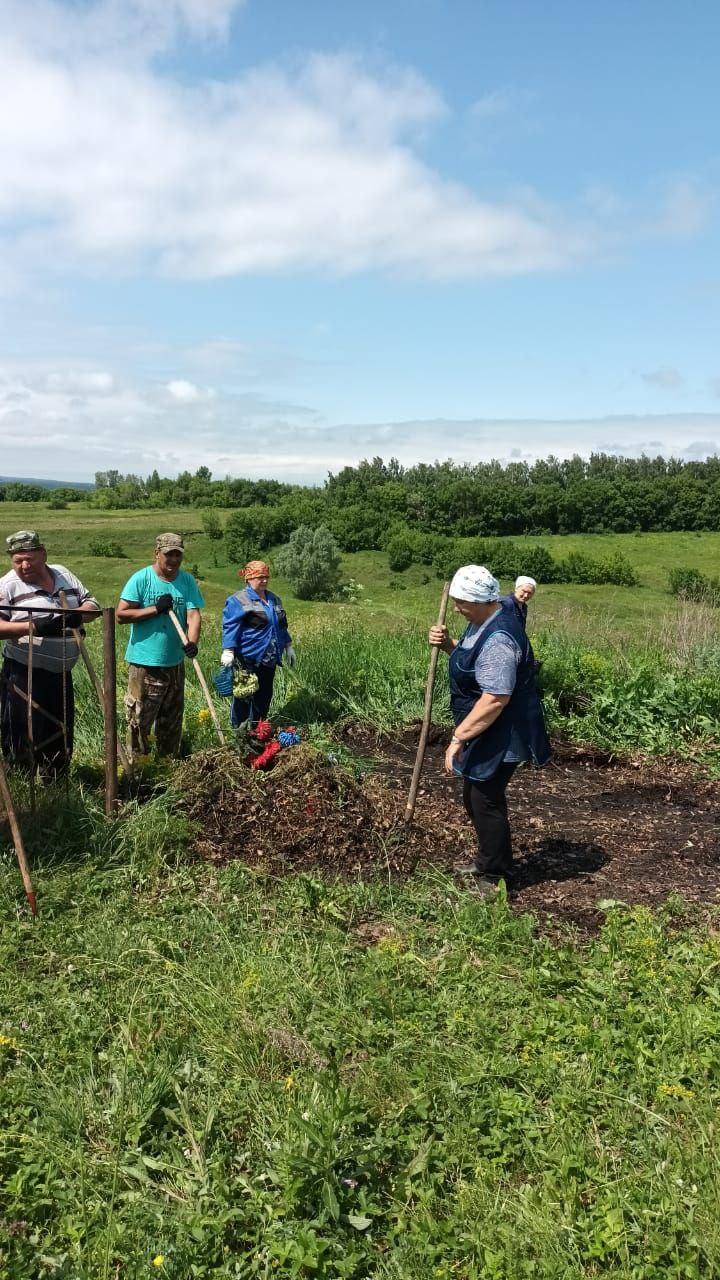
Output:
(450, 735), (463, 746)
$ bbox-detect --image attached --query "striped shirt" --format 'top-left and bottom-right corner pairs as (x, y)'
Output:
(0, 565), (97, 673)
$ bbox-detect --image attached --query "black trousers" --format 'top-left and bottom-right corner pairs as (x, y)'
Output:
(462, 762), (518, 882)
(231, 663), (276, 728)
(1, 657), (75, 780)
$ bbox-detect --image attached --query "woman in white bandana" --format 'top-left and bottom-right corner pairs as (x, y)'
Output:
(429, 565), (550, 894)
(509, 575), (537, 627)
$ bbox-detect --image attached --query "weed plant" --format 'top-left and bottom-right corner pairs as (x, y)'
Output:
(62, 611), (720, 768)
(269, 622), (720, 759)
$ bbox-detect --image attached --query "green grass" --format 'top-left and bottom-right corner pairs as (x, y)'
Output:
(3, 831), (720, 1279)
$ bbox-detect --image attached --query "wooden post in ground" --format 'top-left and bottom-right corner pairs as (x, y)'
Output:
(59, 591), (132, 775)
(0, 755), (37, 916)
(404, 580), (451, 825)
(102, 608), (119, 817)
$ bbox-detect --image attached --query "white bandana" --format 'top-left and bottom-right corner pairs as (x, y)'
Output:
(449, 564), (500, 603)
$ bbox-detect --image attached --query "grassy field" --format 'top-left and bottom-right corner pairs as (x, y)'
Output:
(1, 503), (720, 1276)
(0, 501), (719, 637)
(3, 831), (720, 1279)
(0, 500), (716, 757)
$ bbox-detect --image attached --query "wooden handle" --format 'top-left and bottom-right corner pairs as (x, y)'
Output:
(0, 755), (37, 915)
(404, 581), (451, 825)
(167, 610), (225, 746)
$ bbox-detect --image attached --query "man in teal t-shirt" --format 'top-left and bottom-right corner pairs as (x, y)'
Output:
(117, 532), (205, 759)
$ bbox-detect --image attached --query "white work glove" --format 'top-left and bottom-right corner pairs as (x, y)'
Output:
(221, 648), (235, 667)
(284, 644), (297, 668)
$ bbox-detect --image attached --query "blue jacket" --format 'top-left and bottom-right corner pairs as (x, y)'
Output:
(222, 586), (291, 666)
(449, 597), (550, 781)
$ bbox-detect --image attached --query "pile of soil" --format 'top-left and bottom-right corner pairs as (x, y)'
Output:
(175, 743), (460, 877)
(176, 730), (720, 934)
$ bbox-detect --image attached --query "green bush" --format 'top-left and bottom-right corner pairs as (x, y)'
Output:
(386, 533), (416, 572)
(559, 550), (639, 586)
(598, 551), (639, 587)
(432, 538), (465, 580)
(201, 509), (223, 541)
(275, 524), (343, 600)
(521, 544), (562, 583)
(88, 537), (126, 558)
(225, 506), (294, 563)
(669, 566), (720, 605)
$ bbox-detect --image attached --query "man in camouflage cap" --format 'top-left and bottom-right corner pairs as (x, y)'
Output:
(116, 533), (204, 759)
(0, 529), (100, 778)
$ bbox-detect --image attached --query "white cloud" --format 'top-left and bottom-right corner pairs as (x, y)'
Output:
(0, 1), (596, 286)
(167, 379), (208, 402)
(1, 0), (244, 59)
(45, 369), (115, 394)
(640, 367), (684, 389)
(0, 359), (718, 482)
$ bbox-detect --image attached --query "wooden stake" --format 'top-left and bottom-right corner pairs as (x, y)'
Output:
(166, 610), (225, 746)
(102, 608), (119, 816)
(404, 580), (451, 825)
(0, 754), (37, 916)
(59, 592), (132, 775)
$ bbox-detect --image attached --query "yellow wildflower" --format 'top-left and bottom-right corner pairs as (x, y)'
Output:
(152, 1256), (165, 1268)
(284, 1075), (295, 1090)
(198, 709), (211, 723)
(376, 935), (403, 954)
(0, 1034), (18, 1050)
(657, 1083), (695, 1100)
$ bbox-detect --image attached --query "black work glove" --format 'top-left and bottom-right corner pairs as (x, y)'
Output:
(277, 608), (288, 629)
(183, 641), (199, 659)
(155, 593), (174, 614)
(32, 613), (65, 637)
(62, 610), (85, 630)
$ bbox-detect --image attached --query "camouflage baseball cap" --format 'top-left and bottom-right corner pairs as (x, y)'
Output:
(6, 529), (42, 554)
(155, 532), (184, 552)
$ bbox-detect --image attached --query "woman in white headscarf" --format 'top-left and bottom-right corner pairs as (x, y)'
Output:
(509, 575), (536, 627)
(429, 565), (550, 894)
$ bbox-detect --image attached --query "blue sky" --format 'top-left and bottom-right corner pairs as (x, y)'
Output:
(0, 0), (718, 481)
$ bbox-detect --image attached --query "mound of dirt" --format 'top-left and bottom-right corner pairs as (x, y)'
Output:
(175, 743), (473, 876)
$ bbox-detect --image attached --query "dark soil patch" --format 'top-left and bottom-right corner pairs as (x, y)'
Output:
(176, 728), (720, 935)
(340, 723), (720, 931)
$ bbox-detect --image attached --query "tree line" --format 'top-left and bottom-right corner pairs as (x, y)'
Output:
(2, 453), (720, 543)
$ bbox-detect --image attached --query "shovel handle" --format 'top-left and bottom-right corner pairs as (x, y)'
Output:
(167, 609), (225, 746)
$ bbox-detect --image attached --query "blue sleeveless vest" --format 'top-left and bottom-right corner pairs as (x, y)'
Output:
(448, 599), (551, 781)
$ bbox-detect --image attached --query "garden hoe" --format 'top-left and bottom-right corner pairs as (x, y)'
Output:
(404, 580), (450, 824)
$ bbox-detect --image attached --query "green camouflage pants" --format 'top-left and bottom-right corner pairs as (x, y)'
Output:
(125, 662), (185, 758)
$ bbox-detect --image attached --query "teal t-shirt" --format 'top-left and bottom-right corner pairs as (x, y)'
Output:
(121, 567), (205, 668)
